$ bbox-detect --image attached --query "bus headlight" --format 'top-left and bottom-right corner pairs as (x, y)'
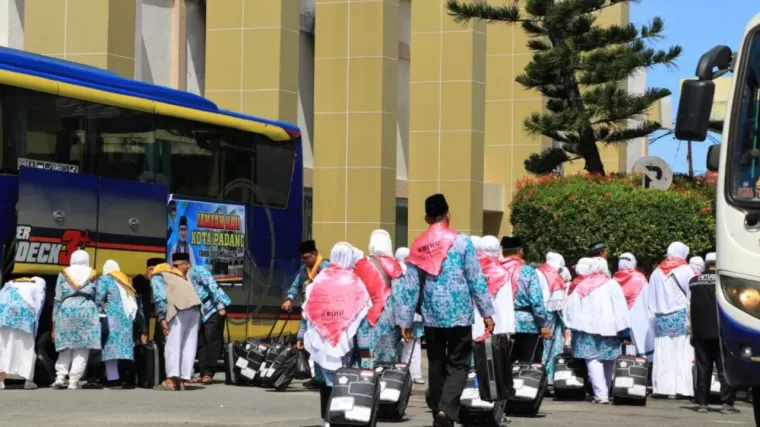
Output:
(722, 275), (760, 318)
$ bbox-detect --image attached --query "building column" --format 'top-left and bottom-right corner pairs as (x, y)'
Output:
(0, 0), (24, 49)
(408, 0), (486, 241)
(25, 0), (137, 78)
(312, 0), (398, 249)
(204, 0), (300, 122)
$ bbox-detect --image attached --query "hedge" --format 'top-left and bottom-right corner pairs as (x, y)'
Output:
(510, 173), (716, 273)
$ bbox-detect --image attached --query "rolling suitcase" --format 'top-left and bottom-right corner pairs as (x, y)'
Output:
(552, 351), (587, 400)
(459, 371), (508, 427)
(611, 354), (648, 406)
(224, 338), (269, 385)
(136, 342), (162, 389)
(506, 338), (548, 417)
(376, 338), (419, 420)
(473, 332), (513, 402)
(326, 368), (381, 427)
(263, 345), (299, 390)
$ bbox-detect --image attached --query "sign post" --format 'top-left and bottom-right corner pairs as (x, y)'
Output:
(632, 156), (674, 191)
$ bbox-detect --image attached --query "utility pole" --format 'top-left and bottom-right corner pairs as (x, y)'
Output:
(687, 140), (694, 178)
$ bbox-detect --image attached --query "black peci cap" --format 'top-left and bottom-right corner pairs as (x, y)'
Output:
(147, 258), (165, 268)
(587, 242), (607, 256)
(299, 240), (317, 254)
(173, 252), (190, 262)
(179, 215), (188, 227)
(501, 236), (523, 250)
(425, 194), (449, 218)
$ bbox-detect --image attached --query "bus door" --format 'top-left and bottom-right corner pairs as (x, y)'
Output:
(95, 177), (167, 277)
(14, 167), (99, 277)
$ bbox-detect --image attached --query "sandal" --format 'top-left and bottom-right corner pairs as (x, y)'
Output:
(187, 376), (204, 384)
(201, 375), (214, 385)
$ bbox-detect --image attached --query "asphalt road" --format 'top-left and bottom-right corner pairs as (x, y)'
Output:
(0, 379), (756, 427)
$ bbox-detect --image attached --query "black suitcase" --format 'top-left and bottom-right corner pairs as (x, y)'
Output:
(326, 368), (381, 427)
(257, 342), (287, 385)
(473, 333), (513, 402)
(459, 370), (508, 427)
(506, 361), (548, 416)
(611, 354), (648, 406)
(552, 352), (587, 400)
(224, 338), (269, 385)
(263, 345), (299, 391)
(33, 351), (56, 387)
(136, 342), (162, 389)
(376, 362), (413, 420)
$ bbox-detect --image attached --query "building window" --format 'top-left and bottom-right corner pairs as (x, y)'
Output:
(304, 187), (313, 240)
(395, 197), (408, 248)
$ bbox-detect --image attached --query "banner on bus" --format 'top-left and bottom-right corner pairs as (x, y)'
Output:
(167, 196), (246, 286)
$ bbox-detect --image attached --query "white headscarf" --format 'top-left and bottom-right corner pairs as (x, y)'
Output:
(546, 252), (565, 271)
(368, 229), (393, 257)
(689, 256), (706, 274)
(667, 242), (689, 260)
(352, 246), (364, 266)
(560, 267), (572, 282)
(470, 236), (483, 254)
(395, 247), (410, 273)
(66, 249), (94, 285)
(705, 252), (716, 264)
(331, 242), (357, 269)
(103, 260), (138, 321)
(590, 257), (609, 275)
(575, 257), (593, 276)
(480, 236), (501, 259)
(618, 252), (637, 270)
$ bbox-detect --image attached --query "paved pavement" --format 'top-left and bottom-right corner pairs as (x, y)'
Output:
(0, 379), (756, 427)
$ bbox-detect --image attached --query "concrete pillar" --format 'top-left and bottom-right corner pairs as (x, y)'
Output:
(204, 0), (300, 122)
(408, 0), (486, 240)
(312, 0), (398, 249)
(25, 0), (137, 78)
(0, 0), (24, 49)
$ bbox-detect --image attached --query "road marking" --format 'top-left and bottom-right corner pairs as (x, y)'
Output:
(712, 421), (747, 424)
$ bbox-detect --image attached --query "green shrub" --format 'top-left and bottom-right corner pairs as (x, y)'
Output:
(510, 173), (716, 272)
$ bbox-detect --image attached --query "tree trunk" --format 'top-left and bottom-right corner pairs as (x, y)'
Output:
(583, 140), (606, 175)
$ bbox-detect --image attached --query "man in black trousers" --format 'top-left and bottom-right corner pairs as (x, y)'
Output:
(690, 252), (740, 415)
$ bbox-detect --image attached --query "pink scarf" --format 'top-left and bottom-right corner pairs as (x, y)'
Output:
(407, 222), (458, 276)
(480, 257), (509, 297)
(501, 256), (524, 299)
(613, 268), (648, 309)
(303, 265), (370, 347)
(354, 256), (403, 326)
(658, 256), (688, 276)
(538, 264), (566, 294)
(574, 273), (609, 299)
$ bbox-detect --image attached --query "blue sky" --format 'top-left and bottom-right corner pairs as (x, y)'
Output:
(631, 0), (758, 174)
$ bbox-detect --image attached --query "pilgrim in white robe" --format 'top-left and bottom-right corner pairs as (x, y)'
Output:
(614, 253), (655, 362)
(647, 242), (696, 397)
(473, 236), (516, 339)
(536, 252), (567, 384)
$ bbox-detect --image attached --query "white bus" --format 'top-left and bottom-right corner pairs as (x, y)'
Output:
(675, 14), (760, 419)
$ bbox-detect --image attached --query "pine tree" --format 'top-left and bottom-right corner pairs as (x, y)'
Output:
(446, 0), (681, 175)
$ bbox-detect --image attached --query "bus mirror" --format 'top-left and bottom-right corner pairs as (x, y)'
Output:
(707, 144), (720, 172)
(675, 79), (715, 142)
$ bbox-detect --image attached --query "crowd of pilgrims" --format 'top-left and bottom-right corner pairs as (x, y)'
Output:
(0, 192), (740, 426)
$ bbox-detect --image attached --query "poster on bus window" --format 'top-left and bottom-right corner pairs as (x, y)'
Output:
(167, 196), (246, 286)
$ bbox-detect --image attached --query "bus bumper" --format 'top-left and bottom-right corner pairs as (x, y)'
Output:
(719, 305), (760, 387)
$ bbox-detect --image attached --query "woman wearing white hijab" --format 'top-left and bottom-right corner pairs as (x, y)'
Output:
(97, 260), (145, 387)
(537, 252), (568, 384)
(0, 277), (46, 390)
(297, 242), (373, 426)
(51, 249), (101, 390)
(564, 257), (630, 404)
(396, 247), (424, 384)
(689, 256), (706, 276)
(647, 242), (697, 398)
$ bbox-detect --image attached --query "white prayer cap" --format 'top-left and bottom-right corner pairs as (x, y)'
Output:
(470, 236), (483, 253)
(330, 242), (356, 269)
(575, 258), (593, 276)
(690, 256), (706, 274)
(560, 267), (572, 282)
(481, 236), (501, 258)
(546, 252), (565, 270)
(618, 252), (637, 270)
(706, 252), (716, 264)
(395, 247), (410, 264)
(590, 257), (608, 275)
(70, 249), (90, 266)
(103, 260), (120, 275)
(368, 229), (393, 257)
(666, 242), (689, 260)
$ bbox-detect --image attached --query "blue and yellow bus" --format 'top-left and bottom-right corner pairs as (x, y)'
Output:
(0, 47), (302, 340)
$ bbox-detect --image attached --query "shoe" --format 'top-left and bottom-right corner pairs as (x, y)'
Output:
(721, 404), (741, 415)
(697, 405), (709, 414)
(52, 379), (66, 389)
(668, 395), (677, 400)
(23, 381), (38, 390)
(303, 378), (319, 389)
(0, 381), (5, 390)
(67, 382), (81, 390)
(433, 411), (453, 427)
(413, 378), (426, 385)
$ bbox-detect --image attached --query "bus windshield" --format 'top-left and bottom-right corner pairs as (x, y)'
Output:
(728, 30), (760, 203)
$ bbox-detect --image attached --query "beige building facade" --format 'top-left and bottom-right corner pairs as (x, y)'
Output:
(2, 0), (665, 250)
